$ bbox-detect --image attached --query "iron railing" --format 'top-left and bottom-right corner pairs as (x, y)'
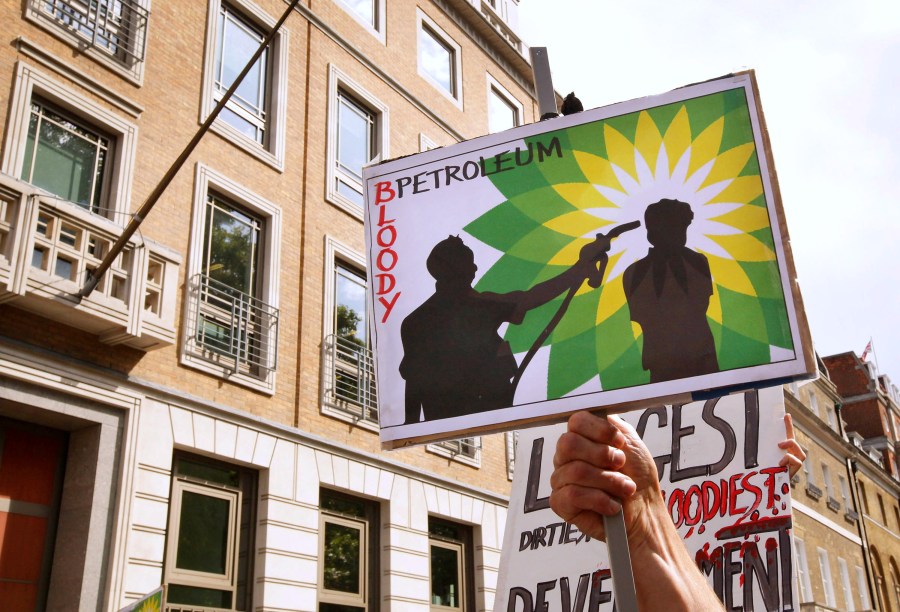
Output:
(322, 333), (378, 424)
(38, 0), (149, 66)
(192, 274), (279, 376)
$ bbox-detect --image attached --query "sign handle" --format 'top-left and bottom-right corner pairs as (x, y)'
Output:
(527, 46), (640, 612)
(599, 414), (639, 611)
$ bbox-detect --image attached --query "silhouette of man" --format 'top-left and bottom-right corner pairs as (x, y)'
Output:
(400, 235), (598, 423)
(623, 199), (719, 383)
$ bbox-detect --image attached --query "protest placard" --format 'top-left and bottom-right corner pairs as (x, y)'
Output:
(493, 387), (797, 612)
(364, 71), (814, 448)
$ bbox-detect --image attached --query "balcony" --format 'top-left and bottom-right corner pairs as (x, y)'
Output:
(805, 483), (823, 501)
(322, 333), (378, 425)
(29, 0), (149, 68)
(0, 175), (179, 350)
(844, 509), (859, 522)
(186, 274), (279, 379)
(826, 497), (841, 512)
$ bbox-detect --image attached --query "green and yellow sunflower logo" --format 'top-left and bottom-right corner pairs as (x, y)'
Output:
(466, 87), (793, 398)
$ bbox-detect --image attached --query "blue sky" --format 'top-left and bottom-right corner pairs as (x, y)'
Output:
(519, 0), (900, 383)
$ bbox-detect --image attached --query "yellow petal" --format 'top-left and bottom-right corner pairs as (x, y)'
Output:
(554, 181), (619, 210)
(634, 111), (663, 175)
(709, 203), (772, 234)
(631, 321), (643, 340)
(544, 210), (612, 238)
(547, 238), (588, 266)
(706, 176), (763, 207)
(604, 124), (637, 181)
(595, 271), (627, 324)
(710, 233), (776, 262)
(663, 106), (691, 176)
(708, 256), (757, 296)
(703, 143), (756, 188)
(688, 117), (724, 178)
(572, 151), (624, 193)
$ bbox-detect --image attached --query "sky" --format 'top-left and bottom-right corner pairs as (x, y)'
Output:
(518, 0), (900, 383)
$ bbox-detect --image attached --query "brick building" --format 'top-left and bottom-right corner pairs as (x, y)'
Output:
(0, 0), (537, 609)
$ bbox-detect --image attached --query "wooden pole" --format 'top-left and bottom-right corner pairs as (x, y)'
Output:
(78, 0), (302, 298)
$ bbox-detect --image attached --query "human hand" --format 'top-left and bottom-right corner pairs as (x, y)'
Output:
(778, 413), (805, 478)
(549, 412), (661, 547)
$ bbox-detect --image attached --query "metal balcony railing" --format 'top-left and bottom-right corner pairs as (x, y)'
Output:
(37, 0), (149, 66)
(322, 333), (378, 424)
(192, 274), (279, 376)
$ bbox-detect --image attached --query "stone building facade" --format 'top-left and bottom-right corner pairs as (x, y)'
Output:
(0, 1), (535, 610)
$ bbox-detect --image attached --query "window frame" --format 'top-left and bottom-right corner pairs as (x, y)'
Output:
(334, 0), (386, 43)
(2, 62), (137, 223)
(201, 0), (290, 171)
(163, 453), (258, 611)
(427, 438), (482, 468)
(817, 547), (836, 608)
(24, 0), (150, 84)
(428, 517), (474, 612)
(858, 565), (872, 610)
(182, 164), (282, 393)
(165, 479), (241, 592)
(794, 536), (812, 602)
(317, 488), (380, 611)
(325, 65), (389, 219)
(838, 557), (855, 611)
(416, 10), (463, 108)
(321, 236), (378, 430)
(485, 74), (523, 134)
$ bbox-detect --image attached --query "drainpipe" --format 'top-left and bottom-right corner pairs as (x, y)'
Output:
(848, 456), (880, 611)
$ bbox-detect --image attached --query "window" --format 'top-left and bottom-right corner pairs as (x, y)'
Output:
(860, 482), (870, 514)
(429, 518), (475, 611)
(336, 91), (375, 207)
(417, 11), (462, 105)
(807, 389), (819, 416)
(326, 66), (389, 217)
(858, 566), (872, 610)
(879, 494), (888, 524)
(21, 100), (112, 215)
(505, 431), (519, 480)
(183, 165), (281, 392)
(826, 404), (836, 429)
(202, 0), (289, 168)
(822, 463), (834, 498)
(318, 489), (380, 612)
(214, 5), (269, 143)
(323, 238), (377, 426)
(3, 63), (138, 223)
(335, 0), (385, 40)
(818, 548), (836, 607)
(429, 437), (482, 467)
(838, 558), (855, 611)
(164, 454), (257, 611)
(25, 0), (149, 81)
(838, 474), (850, 509)
(486, 76), (522, 134)
(794, 537), (812, 602)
